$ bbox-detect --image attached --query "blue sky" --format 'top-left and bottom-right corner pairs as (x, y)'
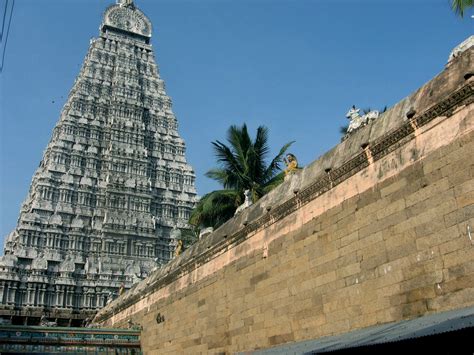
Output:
(0, 0), (472, 248)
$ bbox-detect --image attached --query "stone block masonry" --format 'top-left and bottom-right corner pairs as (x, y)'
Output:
(95, 47), (473, 353)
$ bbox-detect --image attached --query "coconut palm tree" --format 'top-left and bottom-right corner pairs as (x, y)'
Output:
(189, 124), (294, 229)
(452, 0), (473, 17)
(189, 190), (240, 229)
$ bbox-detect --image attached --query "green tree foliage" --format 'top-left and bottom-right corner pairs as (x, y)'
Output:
(451, 0), (473, 17)
(339, 124), (349, 136)
(190, 124), (293, 229)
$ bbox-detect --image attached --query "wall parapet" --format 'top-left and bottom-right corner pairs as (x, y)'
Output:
(95, 48), (473, 325)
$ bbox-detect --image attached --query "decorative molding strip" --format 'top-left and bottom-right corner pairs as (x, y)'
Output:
(97, 79), (473, 322)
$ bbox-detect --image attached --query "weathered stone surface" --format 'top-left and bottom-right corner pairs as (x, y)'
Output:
(0, 0), (196, 325)
(95, 44), (473, 353)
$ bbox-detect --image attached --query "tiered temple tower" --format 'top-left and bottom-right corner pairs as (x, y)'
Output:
(0, 0), (197, 326)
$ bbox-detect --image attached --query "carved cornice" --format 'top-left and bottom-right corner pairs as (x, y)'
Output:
(96, 79), (473, 323)
(102, 4), (152, 38)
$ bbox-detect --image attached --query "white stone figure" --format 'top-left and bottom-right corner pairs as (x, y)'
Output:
(84, 257), (90, 274)
(71, 216), (84, 229)
(345, 106), (379, 134)
(364, 110), (379, 122)
(59, 256), (75, 273)
(132, 273), (142, 284)
(125, 178), (136, 188)
(199, 227), (214, 239)
(151, 258), (162, 272)
(235, 189), (253, 215)
(32, 252), (47, 270)
(106, 291), (113, 305)
(448, 35), (474, 63)
(40, 315), (57, 327)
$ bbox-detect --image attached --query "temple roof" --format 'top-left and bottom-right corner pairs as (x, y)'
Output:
(101, 0), (152, 38)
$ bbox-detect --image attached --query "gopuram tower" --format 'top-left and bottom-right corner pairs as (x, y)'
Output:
(0, 0), (197, 326)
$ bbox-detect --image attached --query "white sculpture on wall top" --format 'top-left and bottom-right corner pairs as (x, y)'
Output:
(235, 190), (253, 215)
(448, 35), (474, 63)
(345, 106), (380, 135)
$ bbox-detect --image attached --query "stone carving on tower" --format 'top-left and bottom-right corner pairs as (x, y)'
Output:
(0, 0), (197, 325)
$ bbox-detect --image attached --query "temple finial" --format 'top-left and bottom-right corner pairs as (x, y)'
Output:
(117, 0), (134, 7)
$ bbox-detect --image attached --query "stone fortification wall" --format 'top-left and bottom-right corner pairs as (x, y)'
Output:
(94, 48), (473, 353)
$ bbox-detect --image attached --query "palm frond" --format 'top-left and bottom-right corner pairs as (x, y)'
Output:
(205, 168), (230, 187)
(452, 0), (473, 17)
(193, 123), (295, 228)
(339, 124), (349, 135)
(252, 126), (270, 183)
(189, 190), (239, 228)
(262, 172), (285, 194)
(227, 124), (251, 175)
(210, 141), (244, 189)
(253, 126), (270, 161)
